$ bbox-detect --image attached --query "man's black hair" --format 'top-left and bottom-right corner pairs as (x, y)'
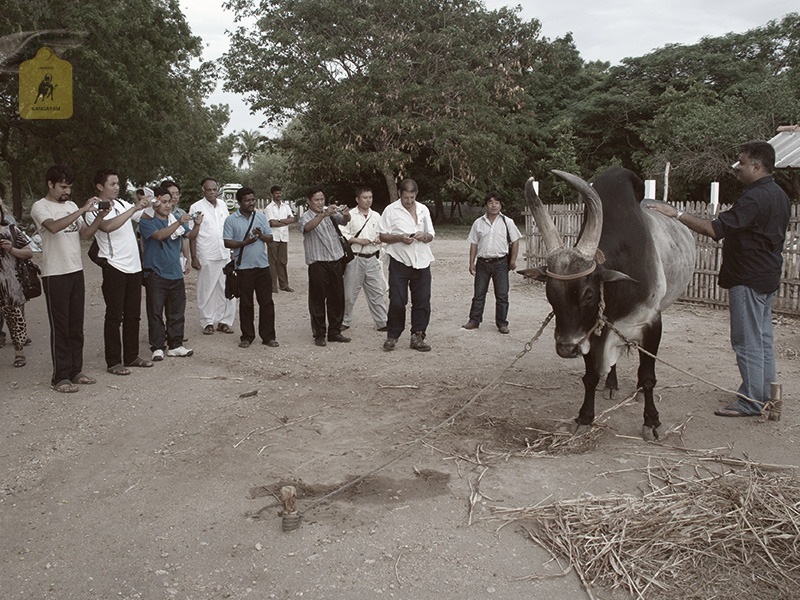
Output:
(200, 177), (218, 189)
(236, 186), (256, 202)
(306, 185), (324, 199)
(93, 168), (119, 187)
(270, 185), (282, 194)
(161, 180), (180, 191)
(46, 164), (74, 186)
(153, 186), (169, 198)
(484, 191), (502, 205)
(355, 186), (372, 198)
(741, 141), (776, 173)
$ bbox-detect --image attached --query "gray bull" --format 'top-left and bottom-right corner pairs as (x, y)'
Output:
(523, 167), (695, 440)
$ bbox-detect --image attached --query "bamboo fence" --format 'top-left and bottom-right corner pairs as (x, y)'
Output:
(523, 203), (800, 317)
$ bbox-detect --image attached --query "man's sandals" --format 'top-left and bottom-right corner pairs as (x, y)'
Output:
(108, 357), (153, 375)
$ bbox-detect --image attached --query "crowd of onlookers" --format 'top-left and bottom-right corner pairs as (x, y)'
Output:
(1, 165), (522, 393)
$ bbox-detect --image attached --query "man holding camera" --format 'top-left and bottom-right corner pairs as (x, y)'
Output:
(223, 187), (279, 349)
(84, 168), (153, 375)
(299, 185), (351, 346)
(139, 187), (203, 361)
(31, 165), (109, 392)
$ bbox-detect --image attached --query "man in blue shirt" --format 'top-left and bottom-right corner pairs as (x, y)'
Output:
(223, 187), (279, 348)
(139, 187), (202, 361)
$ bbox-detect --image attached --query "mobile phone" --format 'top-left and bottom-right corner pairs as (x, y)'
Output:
(98, 200), (110, 210)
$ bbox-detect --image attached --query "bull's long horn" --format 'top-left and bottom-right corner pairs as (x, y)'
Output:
(552, 170), (602, 260)
(525, 177), (563, 253)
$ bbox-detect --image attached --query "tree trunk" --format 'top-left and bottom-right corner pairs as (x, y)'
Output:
(382, 168), (398, 205)
(11, 159), (22, 221)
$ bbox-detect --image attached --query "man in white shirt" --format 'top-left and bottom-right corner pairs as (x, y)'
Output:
(31, 165), (109, 393)
(341, 186), (387, 331)
(84, 169), (153, 375)
(463, 192), (521, 334)
(189, 178), (236, 336)
(264, 185), (296, 293)
(378, 178), (435, 352)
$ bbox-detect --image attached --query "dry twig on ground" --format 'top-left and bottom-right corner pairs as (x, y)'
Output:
(491, 463), (800, 600)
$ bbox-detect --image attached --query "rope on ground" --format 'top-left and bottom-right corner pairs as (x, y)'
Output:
(599, 315), (770, 411)
(298, 311), (556, 516)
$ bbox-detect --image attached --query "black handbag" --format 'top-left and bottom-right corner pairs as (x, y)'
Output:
(330, 217), (354, 264)
(87, 238), (108, 268)
(10, 225), (42, 300)
(224, 212), (256, 299)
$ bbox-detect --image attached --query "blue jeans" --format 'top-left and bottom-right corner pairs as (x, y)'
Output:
(468, 258), (510, 327)
(387, 257), (431, 339)
(728, 285), (776, 414)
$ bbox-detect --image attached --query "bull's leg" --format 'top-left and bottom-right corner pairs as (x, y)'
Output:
(575, 354), (600, 433)
(637, 319), (664, 441)
(604, 364), (618, 399)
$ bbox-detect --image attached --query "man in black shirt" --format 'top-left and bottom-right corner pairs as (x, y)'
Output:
(649, 141), (790, 417)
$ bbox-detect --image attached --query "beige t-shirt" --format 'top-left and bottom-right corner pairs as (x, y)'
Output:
(30, 198), (84, 277)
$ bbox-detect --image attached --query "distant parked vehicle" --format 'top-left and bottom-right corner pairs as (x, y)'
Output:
(221, 183), (242, 212)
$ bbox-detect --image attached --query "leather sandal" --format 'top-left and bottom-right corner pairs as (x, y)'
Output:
(203, 325), (214, 335)
(217, 323), (234, 334)
(14, 355), (26, 368)
(52, 379), (79, 393)
(124, 357), (154, 368)
(71, 372), (96, 385)
(107, 363), (131, 376)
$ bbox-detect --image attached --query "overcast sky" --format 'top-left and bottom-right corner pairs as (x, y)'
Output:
(180, 0), (795, 136)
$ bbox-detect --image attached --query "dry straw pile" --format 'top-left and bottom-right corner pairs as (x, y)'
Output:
(493, 465), (800, 600)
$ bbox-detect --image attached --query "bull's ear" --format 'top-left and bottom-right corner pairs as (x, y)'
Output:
(518, 267), (548, 281)
(601, 269), (638, 284)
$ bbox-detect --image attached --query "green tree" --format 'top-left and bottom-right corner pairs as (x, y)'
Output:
(233, 129), (264, 169)
(0, 0), (233, 219)
(222, 0), (573, 219)
(568, 13), (800, 203)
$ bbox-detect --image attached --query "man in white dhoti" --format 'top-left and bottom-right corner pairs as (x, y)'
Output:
(189, 178), (236, 335)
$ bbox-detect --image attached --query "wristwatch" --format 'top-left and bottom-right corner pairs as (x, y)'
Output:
(675, 210), (684, 221)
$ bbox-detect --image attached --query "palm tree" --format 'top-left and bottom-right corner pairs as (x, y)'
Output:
(234, 130), (264, 168)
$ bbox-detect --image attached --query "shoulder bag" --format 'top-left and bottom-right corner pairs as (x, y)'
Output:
(10, 224), (42, 300)
(223, 212), (256, 299)
(330, 216), (355, 264)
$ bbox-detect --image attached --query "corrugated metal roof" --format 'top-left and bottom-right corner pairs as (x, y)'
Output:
(769, 126), (800, 169)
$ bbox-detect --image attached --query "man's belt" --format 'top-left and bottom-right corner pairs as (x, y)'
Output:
(478, 255), (508, 263)
(355, 251), (379, 259)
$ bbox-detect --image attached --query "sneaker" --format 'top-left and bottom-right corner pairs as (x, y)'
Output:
(410, 332), (431, 352)
(327, 333), (351, 343)
(383, 337), (397, 351)
(462, 321), (479, 330)
(152, 349), (165, 361)
(498, 325), (510, 334)
(167, 346), (194, 357)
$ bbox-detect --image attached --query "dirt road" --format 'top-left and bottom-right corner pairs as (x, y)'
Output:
(3, 235), (799, 599)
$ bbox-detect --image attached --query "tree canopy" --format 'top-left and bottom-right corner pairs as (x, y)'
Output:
(222, 0), (592, 216)
(0, 0), (235, 218)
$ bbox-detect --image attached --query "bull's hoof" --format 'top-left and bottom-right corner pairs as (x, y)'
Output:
(604, 387), (616, 400)
(571, 422), (593, 437)
(641, 423), (665, 441)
